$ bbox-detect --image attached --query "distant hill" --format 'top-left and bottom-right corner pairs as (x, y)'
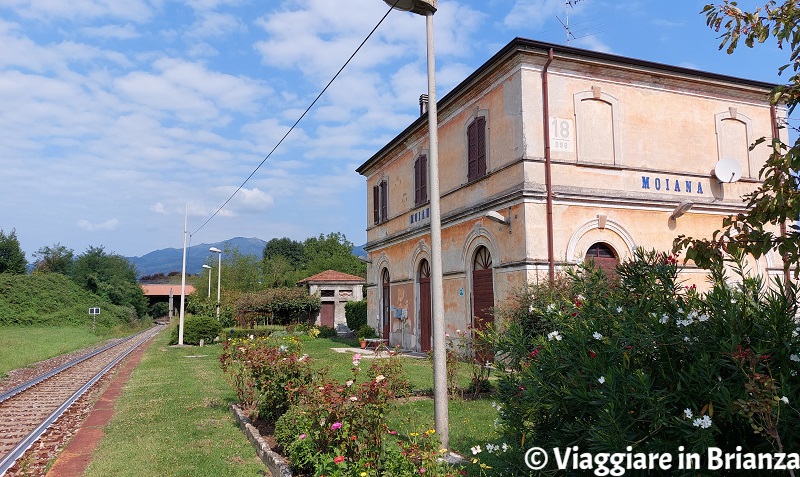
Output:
(128, 237), (267, 277)
(128, 237), (367, 277)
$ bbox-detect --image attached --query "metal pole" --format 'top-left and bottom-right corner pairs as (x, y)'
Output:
(425, 10), (449, 450)
(178, 206), (188, 346)
(216, 252), (222, 319)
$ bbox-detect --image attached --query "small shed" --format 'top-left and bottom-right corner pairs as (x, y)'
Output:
(297, 270), (365, 332)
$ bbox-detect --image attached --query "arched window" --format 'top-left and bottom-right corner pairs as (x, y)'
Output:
(585, 243), (618, 275)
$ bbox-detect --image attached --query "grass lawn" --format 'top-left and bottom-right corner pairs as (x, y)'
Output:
(85, 329), (502, 476)
(84, 327), (266, 477)
(0, 326), (108, 378)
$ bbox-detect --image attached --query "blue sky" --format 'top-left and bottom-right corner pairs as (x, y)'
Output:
(0, 0), (791, 259)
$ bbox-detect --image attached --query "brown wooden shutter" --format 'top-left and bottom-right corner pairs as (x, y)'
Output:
(373, 184), (380, 224)
(414, 157), (421, 206)
(420, 155), (427, 203)
(467, 121), (478, 182)
(415, 155), (427, 206)
(476, 116), (486, 178)
(380, 180), (388, 222)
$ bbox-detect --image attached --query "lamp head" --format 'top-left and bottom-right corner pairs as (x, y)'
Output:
(383, 0), (436, 15)
(202, 264), (212, 269)
(209, 247), (222, 253)
(485, 210), (510, 225)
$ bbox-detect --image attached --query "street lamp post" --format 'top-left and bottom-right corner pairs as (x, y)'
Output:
(383, 0), (449, 450)
(202, 264), (212, 298)
(209, 247), (222, 319)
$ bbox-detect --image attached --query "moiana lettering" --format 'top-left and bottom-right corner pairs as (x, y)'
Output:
(642, 176), (704, 195)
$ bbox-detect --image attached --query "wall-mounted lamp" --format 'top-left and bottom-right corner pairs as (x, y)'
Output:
(485, 210), (510, 225)
(670, 201), (694, 221)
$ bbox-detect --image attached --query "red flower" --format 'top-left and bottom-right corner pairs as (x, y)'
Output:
(529, 348), (540, 358)
(351, 435), (358, 441)
(333, 456), (345, 464)
(589, 350), (596, 358)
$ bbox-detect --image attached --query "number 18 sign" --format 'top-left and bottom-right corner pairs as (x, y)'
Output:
(550, 118), (574, 153)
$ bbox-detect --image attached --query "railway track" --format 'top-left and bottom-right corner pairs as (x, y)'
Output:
(0, 326), (163, 476)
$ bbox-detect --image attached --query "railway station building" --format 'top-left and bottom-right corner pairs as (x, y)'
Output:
(356, 38), (787, 352)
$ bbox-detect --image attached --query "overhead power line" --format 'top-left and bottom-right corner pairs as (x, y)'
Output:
(191, 1), (399, 237)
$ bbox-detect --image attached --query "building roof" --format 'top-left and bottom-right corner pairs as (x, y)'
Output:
(297, 270), (366, 284)
(356, 36), (777, 175)
(141, 284), (196, 296)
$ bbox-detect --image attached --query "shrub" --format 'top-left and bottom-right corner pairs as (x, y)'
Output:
(491, 249), (800, 474)
(316, 325), (338, 339)
(169, 315), (222, 345)
(275, 353), (410, 475)
(345, 299), (367, 333)
(357, 324), (377, 340)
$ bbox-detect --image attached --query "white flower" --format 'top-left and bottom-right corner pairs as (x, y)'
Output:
(791, 354), (800, 362)
(530, 304), (536, 313)
(375, 374), (385, 383)
(249, 334), (254, 340)
(456, 329), (462, 334)
(546, 303), (556, 312)
(502, 443), (509, 452)
(698, 314), (709, 322)
(781, 396), (789, 404)
(346, 380), (353, 387)
(486, 443), (498, 453)
(684, 336), (690, 342)
(279, 345), (288, 352)
(616, 306), (623, 313)
(350, 396), (359, 401)
(593, 331), (603, 340)
(692, 415), (712, 429)
(598, 376), (606, 384)
(471, 445), (482, 455)
(684, 408), (693, 419)
(659, 315), (669, 324)
(547, 330), (562, 341)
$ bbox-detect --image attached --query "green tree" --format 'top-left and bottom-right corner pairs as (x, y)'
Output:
(220, 245), (265, 293)
(676, 1), (800, 279)
(32, 243), (74, 275)
(301, 232), (365, 278)
(263, 237), (305, 268)
(71, 246), (148, 318)
(0, 228), (27, 274)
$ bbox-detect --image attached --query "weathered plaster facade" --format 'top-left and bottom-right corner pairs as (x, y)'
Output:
(356, 38), (787, 352)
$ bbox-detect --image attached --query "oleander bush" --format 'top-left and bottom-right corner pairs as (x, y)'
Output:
(491, 248), (800, 475)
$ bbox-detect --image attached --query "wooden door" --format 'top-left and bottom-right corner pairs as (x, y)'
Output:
(472, 247), (494, 362)
(418, 260), (431, 352)
(585, 243), (618, 276)
(382, 269), (390, 341)
(320, 302), (335, 328)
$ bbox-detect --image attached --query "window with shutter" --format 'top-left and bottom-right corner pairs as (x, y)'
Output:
(467, 116), (487, 182)
(373, 184), (380, 225)
(414, 154), (427, 207)
(380, 180), (388, 223)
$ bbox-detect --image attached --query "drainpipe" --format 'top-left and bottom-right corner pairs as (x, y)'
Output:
(542, 48), (555, 284)
(770, 104), (792, 289)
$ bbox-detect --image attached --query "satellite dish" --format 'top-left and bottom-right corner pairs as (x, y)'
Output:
(713, 157), (742, 183)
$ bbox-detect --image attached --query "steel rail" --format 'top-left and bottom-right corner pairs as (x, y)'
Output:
(0, 326), (162, 476)
(0, 337), (130, 404)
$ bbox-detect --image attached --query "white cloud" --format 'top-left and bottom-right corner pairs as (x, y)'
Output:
(78, 218), (120, 231)
(6, 0), (155, 22)
(80, 24), (141, 40)
(504, 0), (564, 29)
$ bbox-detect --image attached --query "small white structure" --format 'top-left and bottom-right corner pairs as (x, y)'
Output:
(297, 270), (365, 332)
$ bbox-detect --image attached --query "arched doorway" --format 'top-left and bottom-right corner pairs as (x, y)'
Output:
(585, 242), (619, 275)
(418, 260), (431, 352)
(472, 246), (495, 329)
(381, 269), (391, 341)
(472, 246), (495, 362)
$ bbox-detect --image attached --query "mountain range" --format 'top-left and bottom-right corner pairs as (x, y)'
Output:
(128, 237), (367, 277)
